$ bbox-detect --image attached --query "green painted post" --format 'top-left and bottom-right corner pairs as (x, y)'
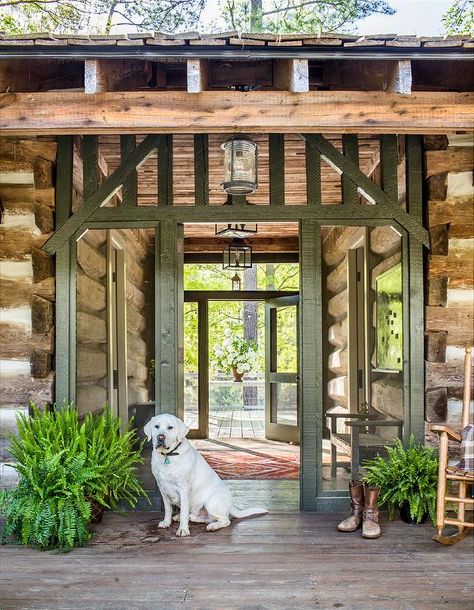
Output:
(305, 139), (321, 207)
(54, 136), (74, 407)
(406, 135), (425, 444)
(270, 134), (285, 206)
(155, 220), (184, 416)
(299, 219), (322, 510)
(194, 134), (209, 206)
(342, 134), (359, 206)
(120, 135), (137, 206)
(158, 135), (173, 207)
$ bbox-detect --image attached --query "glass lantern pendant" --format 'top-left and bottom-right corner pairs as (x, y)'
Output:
(223, 239), (252, 270)
(231, 273), (242, 291)
(221, 137), (258, 195)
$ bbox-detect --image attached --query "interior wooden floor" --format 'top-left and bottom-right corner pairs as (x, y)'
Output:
(1, 511), (472, 610)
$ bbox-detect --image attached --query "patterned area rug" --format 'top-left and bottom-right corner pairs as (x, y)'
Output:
(201, 450), (300, 480)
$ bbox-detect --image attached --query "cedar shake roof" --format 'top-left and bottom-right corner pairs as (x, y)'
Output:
(0, 31), (472, 49)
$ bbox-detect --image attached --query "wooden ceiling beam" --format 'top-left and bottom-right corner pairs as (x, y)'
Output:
(184, 236), (299, 252)
(1, 91), (471, 135)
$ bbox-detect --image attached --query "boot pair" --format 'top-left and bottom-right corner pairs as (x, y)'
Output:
(338, 480), (381, 539)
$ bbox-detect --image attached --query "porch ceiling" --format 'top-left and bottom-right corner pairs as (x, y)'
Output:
(99, 133), (381, 207)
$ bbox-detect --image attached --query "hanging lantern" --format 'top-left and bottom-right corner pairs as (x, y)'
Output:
(231, 273), (242, 291)
(223, 239), (252, 270)
(215, 223), (258, 239)
(220, 137), (258, 195)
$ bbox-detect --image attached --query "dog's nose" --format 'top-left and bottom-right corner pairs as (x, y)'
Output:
(158, 434), (165, 440)
(156, 433), (166, 447)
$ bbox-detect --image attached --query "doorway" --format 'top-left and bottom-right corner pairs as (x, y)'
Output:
(180, 231), (301, 509)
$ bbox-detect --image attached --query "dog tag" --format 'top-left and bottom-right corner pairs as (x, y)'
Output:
(164, 456), (171, 465)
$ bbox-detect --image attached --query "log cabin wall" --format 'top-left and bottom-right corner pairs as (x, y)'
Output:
(323, 227), (355, 429)
(424, 133), (474, 453)
(0, 136), (56, 482)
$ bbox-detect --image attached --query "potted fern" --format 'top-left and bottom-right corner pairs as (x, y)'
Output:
(0, 404), (148, 551)
(363, 437), (438, 524)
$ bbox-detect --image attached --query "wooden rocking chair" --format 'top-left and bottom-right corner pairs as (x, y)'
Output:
(430, 346), (473, 545)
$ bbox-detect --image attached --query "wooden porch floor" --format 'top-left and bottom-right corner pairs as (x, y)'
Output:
(1, 512), (472, 610)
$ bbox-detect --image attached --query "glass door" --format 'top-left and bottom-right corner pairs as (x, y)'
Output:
(265, 295), (300, 443)
(182, 299), (209, 439)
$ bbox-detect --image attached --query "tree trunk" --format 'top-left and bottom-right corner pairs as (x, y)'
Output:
(243, 266), (258, 408)
(250, 0), (263, 32)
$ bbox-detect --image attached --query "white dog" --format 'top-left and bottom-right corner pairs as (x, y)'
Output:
(144, 413), (268, 537)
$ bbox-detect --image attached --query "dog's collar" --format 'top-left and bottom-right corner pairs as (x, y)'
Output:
(158, 441), (182, 458)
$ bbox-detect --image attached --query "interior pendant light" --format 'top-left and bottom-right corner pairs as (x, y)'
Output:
(215, 223), (258, 239)
(223, 239), (253, 270)
(231, 273), (242, 291)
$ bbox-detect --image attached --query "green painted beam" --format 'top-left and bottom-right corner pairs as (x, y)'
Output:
(120, 135), (137, 206)
(194, 134), (209, 207)
(304, 134), (429, 246)
(341, 134), (359, 206)
(269, 134), (285, 206)
(82, 136), (99, 200)
(380, 134), (399, 203)
(89, 202), (403, 223)
(158, 135), (173, 207)
(305, 139), (321, 207)
(43, 134), (163, 254)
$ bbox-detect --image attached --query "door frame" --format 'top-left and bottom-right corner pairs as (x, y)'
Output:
(53, 135), (425, 512)
(183, 290), (299, 440)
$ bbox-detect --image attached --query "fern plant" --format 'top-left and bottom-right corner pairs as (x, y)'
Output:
(1, 403), (148, 550)
(363, 437), (438, 524)
(0, 451), (95, 550)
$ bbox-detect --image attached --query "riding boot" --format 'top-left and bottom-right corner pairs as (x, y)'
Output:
(362, 483), (381, 539)
(337, 480), (364, 532)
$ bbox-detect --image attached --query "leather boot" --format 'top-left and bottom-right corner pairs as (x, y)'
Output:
(337, 480), (364, 532)
(362, 483), (381, 539)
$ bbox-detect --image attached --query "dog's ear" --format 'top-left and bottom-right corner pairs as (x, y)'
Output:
(143, 418), (155, 442)
(177, 417), (190, 441)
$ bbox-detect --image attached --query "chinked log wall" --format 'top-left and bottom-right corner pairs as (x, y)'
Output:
(0, 138), (56, 457)
(424, 134), (474, 453)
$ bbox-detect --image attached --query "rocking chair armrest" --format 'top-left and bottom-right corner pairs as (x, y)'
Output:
(429, 424), (462, 443)
(345, 419), (403, 427)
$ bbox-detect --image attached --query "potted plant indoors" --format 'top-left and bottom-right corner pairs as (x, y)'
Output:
(363, 437), (438, 524)
(213, 328), (258, 382)
(0, 403), (148, 551)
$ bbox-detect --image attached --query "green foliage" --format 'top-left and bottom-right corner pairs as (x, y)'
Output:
(1, 404), (147, 551)
(216, 0), (395, 35)
(363, 437), (438, 524)
(0, 0), (205, 35)
(442, 0), (473, 35)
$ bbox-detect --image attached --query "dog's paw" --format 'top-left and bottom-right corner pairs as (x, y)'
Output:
(172, 513), (180, 522)
(158, 520), (171, 529)
(176, 526), (190, 537)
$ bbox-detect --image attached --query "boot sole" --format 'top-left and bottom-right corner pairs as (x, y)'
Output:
(361, 533), (381, 539)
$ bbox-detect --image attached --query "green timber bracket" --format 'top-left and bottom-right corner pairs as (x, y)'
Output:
(302, 134), (429, 247)
(42, 134), (165, 255)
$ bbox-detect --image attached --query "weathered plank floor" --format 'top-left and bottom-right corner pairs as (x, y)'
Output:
(1, 512), (473, 610)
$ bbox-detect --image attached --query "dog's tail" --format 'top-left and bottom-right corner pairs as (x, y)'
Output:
(230, 506), (268, 519)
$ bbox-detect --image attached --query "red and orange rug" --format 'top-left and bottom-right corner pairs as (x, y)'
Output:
(201, 449), (300, 480)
